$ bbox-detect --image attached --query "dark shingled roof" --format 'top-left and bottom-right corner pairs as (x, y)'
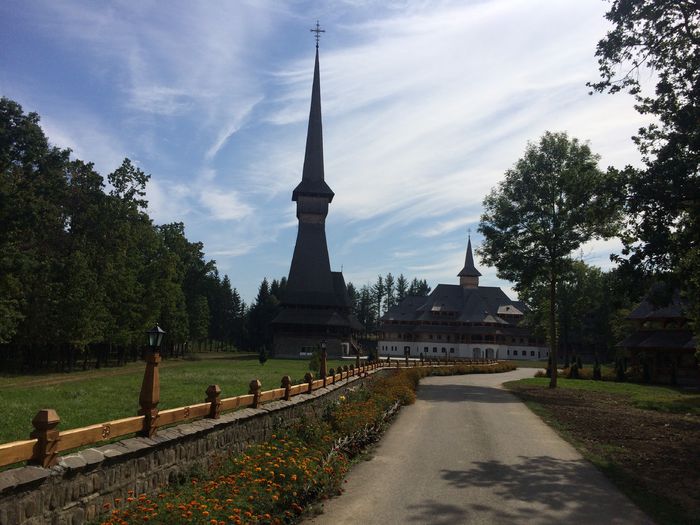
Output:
(627, 287), (685, 320)
(292, 48), (334, 202)
(619, 330), (696, 350)
(382, 284), (524, 326)
(457, 238), (481, 277)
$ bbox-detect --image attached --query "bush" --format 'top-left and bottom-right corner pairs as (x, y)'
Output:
(308, 350), (320, 374)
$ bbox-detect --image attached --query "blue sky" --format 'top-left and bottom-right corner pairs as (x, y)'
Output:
(0, 0), (646, 303)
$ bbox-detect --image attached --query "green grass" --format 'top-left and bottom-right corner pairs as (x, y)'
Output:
(0, 355), (349, 444)
(507, 377), (700, 415)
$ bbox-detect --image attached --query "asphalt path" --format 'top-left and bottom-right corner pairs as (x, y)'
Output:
(306, 368), (653, 525)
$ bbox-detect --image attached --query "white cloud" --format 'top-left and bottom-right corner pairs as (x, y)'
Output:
(199, 189), (254, 221)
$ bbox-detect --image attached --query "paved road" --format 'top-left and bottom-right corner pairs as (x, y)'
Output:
(306, 368), (653, 525)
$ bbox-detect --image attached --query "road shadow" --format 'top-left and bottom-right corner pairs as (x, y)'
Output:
(440, 456), (649, 524)
(417, 383), (516, 404)
(404, 500), (469, 524)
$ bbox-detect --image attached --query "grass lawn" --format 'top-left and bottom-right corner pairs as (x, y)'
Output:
(0, 354), (349, 444)
(505, 377), (700, 525)
(510, 377), (700, 414)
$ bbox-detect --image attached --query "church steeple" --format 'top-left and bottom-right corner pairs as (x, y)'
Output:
(458, 235), (481, 288)
(292, 30), (334, 202)
(284, 25), (337, 305)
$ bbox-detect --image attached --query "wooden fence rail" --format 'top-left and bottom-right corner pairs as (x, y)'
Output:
(0, 357), (497, 469)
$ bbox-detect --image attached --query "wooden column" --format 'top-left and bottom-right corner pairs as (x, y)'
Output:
(304, 372), (314, 394)
(320, 346), (327, 387)
(355, 351), (360, 369)
(281, 376), (292, 400)
(205, 384), (221, 419)
(249, 379), (262, 408)
(138, 351), (161, 437)
(29, 409), (60, 468)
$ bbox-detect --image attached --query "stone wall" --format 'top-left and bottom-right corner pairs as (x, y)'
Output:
(0, 374), (371, 525)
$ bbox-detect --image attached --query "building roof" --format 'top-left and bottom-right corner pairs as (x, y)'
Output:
(292, 48), (335, 202)
(457, 237), (481, 277)
(619, 329), (696, 350)
(627, 286), (686, 320)
(382, 284), (525, 326)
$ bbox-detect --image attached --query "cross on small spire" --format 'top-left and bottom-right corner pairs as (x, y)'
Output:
(310, 20), (325, 48)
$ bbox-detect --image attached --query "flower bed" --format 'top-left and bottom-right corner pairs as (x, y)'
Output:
(98, 364), (511, 524)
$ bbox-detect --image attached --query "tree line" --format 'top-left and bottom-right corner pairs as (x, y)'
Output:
(1, 97), (260, 371)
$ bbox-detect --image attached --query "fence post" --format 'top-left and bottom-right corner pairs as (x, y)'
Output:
(304, 372), (314, 394)
(138, 350), (161, 437)
(405, 354), (409, 367)
(249, 379), (262, 408)
(343, 365), (349, 379)
(29, 409), (60, 468)
(320, 345), (327, 387)
(355, 351), (360, 369)
(328, 368), (335, 384)
(205, 384), (221, 419)
(281, 375), (292, 400)
(350, 364), (355, 376)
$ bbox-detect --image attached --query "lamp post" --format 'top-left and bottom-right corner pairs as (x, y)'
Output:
(139, 324), (165, 437)
(320, 339), (327, 386)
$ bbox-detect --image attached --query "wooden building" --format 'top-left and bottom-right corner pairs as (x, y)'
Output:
(619, 287), (698, 385)
(271, 38), (362, 358)
(378, 238), (547, 360)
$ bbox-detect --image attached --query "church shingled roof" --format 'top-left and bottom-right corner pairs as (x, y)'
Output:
(292, 48), (335, 202)
(382, 284), (521, 326)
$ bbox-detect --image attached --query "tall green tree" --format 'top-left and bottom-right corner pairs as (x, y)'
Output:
(589, 0), (699, 336)
(372, 275), (385, 319)
(478, 131), (621, 387)
(395, 274), (408, 303)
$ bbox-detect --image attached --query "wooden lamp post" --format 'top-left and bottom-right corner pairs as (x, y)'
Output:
(139, 324), (165, 437)
(320, 339), (327, 386)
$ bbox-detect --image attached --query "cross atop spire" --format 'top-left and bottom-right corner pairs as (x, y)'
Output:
(310, 20), (325, 48)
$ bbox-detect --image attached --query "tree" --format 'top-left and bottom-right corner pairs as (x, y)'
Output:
(384, 273), (396, 310)
(395, 274), (408, 303)
(372, 276), (385, 319)
(478, 131), (621, 388)
(408, 278), (431, 297)
(589, 1), (699, 338)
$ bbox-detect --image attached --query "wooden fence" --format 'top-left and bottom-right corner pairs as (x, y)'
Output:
(0, 355), (496, 469)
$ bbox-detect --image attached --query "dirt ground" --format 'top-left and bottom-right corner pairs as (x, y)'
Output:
(508, 385), (700, 525)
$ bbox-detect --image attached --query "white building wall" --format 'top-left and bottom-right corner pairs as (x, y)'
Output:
(378, 340), (548, 360)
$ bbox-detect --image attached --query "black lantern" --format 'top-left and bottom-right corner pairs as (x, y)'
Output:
(321, 340), (327, 352)
(146, 324), (166, 350)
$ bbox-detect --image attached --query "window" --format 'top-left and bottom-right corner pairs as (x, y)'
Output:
(507, 349), (510, 355)
(513, 350), (518, 356)
(449, 348), (455, 353)
(442, 347), (446, 353)
(433, 347), (437, 353)
(530, 351), (535, 357)
(424, 347), (428, 352)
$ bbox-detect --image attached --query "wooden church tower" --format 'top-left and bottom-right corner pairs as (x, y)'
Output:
(272, 25), (362, 357)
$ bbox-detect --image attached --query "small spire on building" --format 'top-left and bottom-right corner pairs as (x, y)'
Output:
(458, 230), (481, 288)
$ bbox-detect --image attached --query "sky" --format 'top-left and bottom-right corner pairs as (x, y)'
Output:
(0, 0), (648, 304)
